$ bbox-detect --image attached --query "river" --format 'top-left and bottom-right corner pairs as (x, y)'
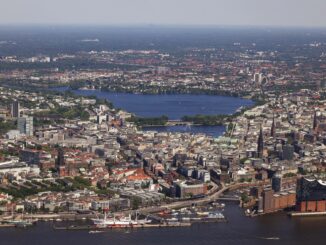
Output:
(54, 88), (253, 137)
(0, 203), (324, 245)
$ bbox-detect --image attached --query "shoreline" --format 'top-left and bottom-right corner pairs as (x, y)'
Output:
(57, 86), (257, 102)
(72, 86), (253, 100)
(54, 86), (259, 129)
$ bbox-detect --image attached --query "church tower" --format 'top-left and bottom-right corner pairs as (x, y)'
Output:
(271, 115), (276, 137)
(313, 110), (318, 131)
(56, 147), (66, 176)
(257, 126), (264, 158)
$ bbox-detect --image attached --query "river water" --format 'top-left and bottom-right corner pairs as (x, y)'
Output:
(0, 203), (324, 245)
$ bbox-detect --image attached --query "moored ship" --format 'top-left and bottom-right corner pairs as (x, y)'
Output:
(92, 213), (151, 228)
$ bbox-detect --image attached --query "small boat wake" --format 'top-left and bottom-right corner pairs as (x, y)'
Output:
(228, 228), (280, 241)
(259, 236), (280, 240)
(89, 230), (104, 234)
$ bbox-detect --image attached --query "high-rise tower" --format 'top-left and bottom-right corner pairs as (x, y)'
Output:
(17, 116), (33, 136)
(11, 101), (20, 118)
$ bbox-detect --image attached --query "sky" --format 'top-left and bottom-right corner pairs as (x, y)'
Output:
(1, 0), (325, 27)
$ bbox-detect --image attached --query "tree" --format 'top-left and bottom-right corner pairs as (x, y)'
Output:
(240, 158), (248, 165)
(241, 193), (250, 203)
(131, 197), (142, 210)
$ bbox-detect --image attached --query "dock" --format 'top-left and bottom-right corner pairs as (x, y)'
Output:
(53, 222), (192, 230)
(289, 212), (326, 217)
(0, 224), (16, 228)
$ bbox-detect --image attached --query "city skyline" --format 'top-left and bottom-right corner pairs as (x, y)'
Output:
(1, 0), (326, 27)
(0, 0), (325, 243)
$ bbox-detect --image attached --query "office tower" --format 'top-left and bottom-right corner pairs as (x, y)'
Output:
(17, 116), (33, 136)
(11, 101), (20, 118)
(254, 73), (263, 84)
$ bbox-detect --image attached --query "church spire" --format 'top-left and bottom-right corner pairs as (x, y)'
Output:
(56, 147), (65, 167)
(257, 125), (264, 158)
(313, 110), (318, 130)
(271, 115), (275, 137)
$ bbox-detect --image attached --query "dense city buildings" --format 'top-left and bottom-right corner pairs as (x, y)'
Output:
(0, 28), (325, 240)
(0, 0), (325, 241)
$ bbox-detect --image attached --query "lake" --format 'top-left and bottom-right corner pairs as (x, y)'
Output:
(54, 88), (253, 137)
(54, 88), (253, 120)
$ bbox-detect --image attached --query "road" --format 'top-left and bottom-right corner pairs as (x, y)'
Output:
(138, 183), (238, 214)
(2, 183), (245, 222)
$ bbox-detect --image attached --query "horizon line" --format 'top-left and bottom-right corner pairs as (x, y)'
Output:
(0, 23), (326, 30)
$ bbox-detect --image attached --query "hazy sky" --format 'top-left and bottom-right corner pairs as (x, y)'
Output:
(1, 0), (325, 27)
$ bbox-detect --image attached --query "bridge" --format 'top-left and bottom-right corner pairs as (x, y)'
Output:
(216, 197), (240, 202)
(165, 120), (194, 126)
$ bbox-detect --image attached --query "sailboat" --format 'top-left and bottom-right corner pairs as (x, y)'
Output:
(5, 207), (36, 228)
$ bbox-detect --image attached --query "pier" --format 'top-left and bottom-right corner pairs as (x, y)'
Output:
(53, 222), (192, 230)
(289, 212), (326, 217)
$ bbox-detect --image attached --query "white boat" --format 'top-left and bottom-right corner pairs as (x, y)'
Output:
(166, 217), (178, 222)
(190, 217), (201, 221)
(264, 237), (280, 240)
(207, 212), (225, 219)
(92, 213), (150, 228)
(166, 218), (181, 225)
(171, 212), (179, 216)
(181, 217), (191, 221)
